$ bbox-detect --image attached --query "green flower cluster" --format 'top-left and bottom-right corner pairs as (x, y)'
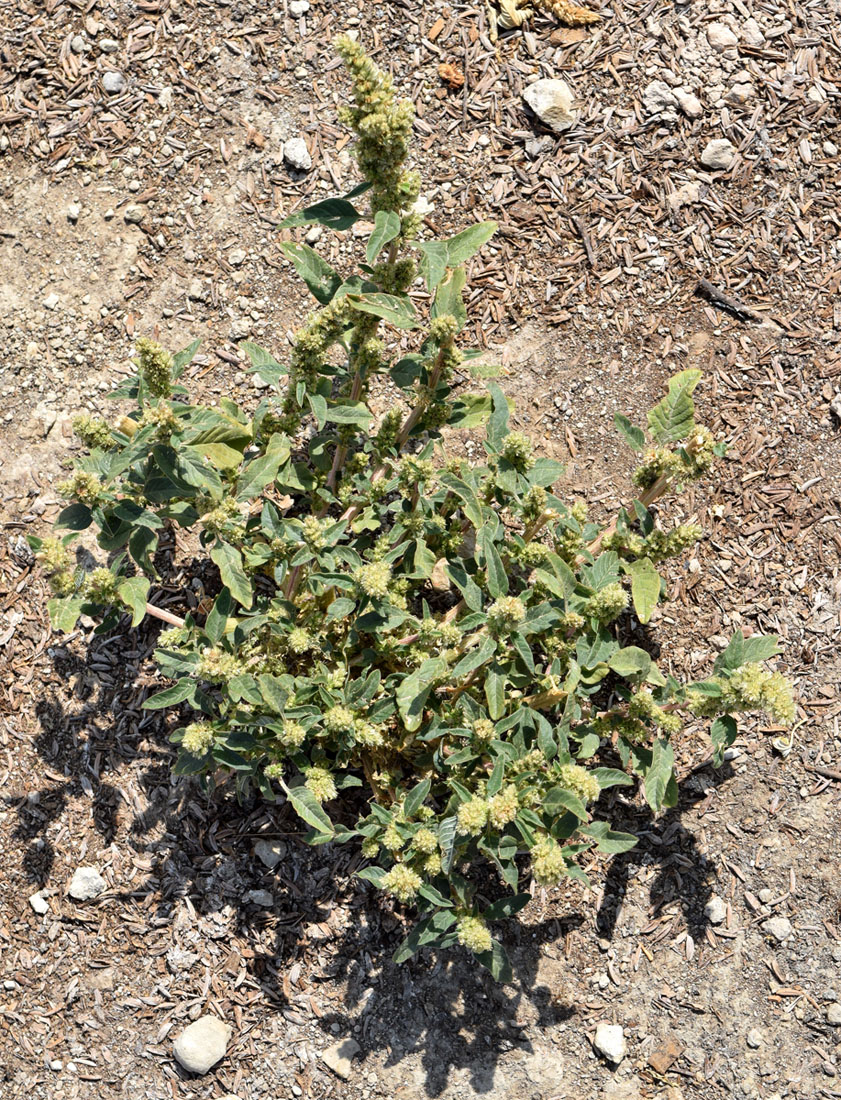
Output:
(556, 762), (601, 804)
(305, 766), (337, 802)
(690, 663), (795, 725)
(355, 560), (392, 598)
(531, 835), (567, 887)
(136, 337), (173, 399)
(36, 537), (75, 595)
(456, 914), (492, 954)
(486, 596), (526, 635)
(382, 863), (422, 902)
(72, 414), (112, 450)
(584, 583), (628, 623)
(84, 567), (119, 605)
(57, 470), (104, 506)
(182, 722), (215, 757)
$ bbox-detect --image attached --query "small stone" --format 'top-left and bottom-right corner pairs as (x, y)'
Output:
(68, 866), (106, 901)
(67, 202), (81, 223)
(826, 1004), (841, 1025)
(49, 1060), (63, 1071)
(824, 141), (838, 156)
(648, 1037), (684, 1075)
(667, 180), (701, 212)
(230, 318), (252, 341)
(762, 916), (793, 942)
(29, 892), (49, 914)
(123, 204), (144, 224)
(758, 888), (774, 903)
(102, 71), (126, 94)
(283, 137), (312, 171)
(700, 138), (736, 170)
(244, 889), (273, 907)
(188, 278), (206, 301)
(173, 1016), (232, 1075)
(746, 1028), (763, 1049)
(289, 0), (310, 13)
(727, 83), (754, 105)
(99, 38), (120, 53)
(321, 1038), (361, 1080)
(707, 22), (738, 50)
(523, 78), (576, 132)
(229, 248), (247, 266)
(593, 1022), (627, 1065)
(705, 896), (727, 925)
(253, 839), (287, 868)
(642, 80), (678, 118)
(71, 35), (88, 54)
(740, 18), (765, 47)
(675, 88), (703, 119)
(43, 292), (60, 310)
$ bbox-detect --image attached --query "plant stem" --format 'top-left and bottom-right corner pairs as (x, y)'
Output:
(583, 473), (669, 560)
(145, 602), (186, 628)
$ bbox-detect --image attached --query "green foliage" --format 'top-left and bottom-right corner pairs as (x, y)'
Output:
(39, 39), (794, 982)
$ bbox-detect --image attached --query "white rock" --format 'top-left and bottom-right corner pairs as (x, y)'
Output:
(642, 80), (677, 118)
(827, 1004), (841, 1025)
(102, 71), (125, 94)
(289, 0), (310, 13)
(740, 18), (765, 47)
(746, 1028), (763, 1048)
(68, 866), (106, 901)
(283, 137), (312, 171)
(253, 839), (286, 868)
(123, 204), (144, 224)
(675, 88), (703, 119)
(29, 892), (49, 915)
(523, 78), (577, 133)
(824, 141), (839, 156)
(67, 202), (81, 223)
(707, 22), (738, 51)
(667, 180), (701, 212)
(230, 318), (252, 340)
(173, 1016), (232, 1075)
(43, 292), (60, 310)
(700, 138), (736, 170)
(704, 896), (727, 924)
(244, 889), (273, 907)
(71, 35), (89, 54)
(321, 1038), (360, 1080)
(727, 83), (754, 105)
(762, 916), (793, 942)
(99, 38), (120, 53)
(188, 278), (206, 301)
(229, 248), (246, 266)
(593, 1022), (627, 1064)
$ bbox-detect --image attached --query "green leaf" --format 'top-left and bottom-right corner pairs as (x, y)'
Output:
(543, 786), (588, 821)
(614, 413), (645, 452)
(324, 402), (373, 427)
(143, 678), (194, 710)
(591, 767), (633, 790)
(715, 630), (780, 673)
(417, 240), (449, 290)
(431, 265), (467, 330)
(397, 657), (448, 732)
(283, 781), (335, 835)
(580, 820), (637, 854)
(279, 196), (363, 231)
(117, 577), (150, 627)
(446, 392), (494, 429)
(258, 673), (290, 714)
(647, 368), (702, 444)
(47, 596), (85, 633)
(240, 342), (287, 386)
(528, 458), (565, 488)
(484, 662), (506, 720)
(608, 646), (652, 679)
(210, 542), (253, 609)
(451, 635), (497, 679)
(444, 220), (497, 266)
(486, 382), (510, 449)
(483, 893), (531, 922)
(710, 715), (738, 764)
(481, 531), (508, 599)
(438, 815), (458, 874)
(445, 561), (483, 611)
(366, 210), (401, 264)
(236, 432), (291, 501)
(644, 737), (675, 812)
(326, 597), (356, 622)
(345, 291), (417, 330)
(357, 865), (387, 888)
(626, 557), (661, 624)
(204, 588), (232, 644)
(475, 938), (512, 983)
(279, 241), (343, 305)
(171, 338), (201, 380)
(56, 503), (92, 531)
(404, 777), (431, 819)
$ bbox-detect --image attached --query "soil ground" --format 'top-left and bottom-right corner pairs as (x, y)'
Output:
(1, 1), (841, 1099)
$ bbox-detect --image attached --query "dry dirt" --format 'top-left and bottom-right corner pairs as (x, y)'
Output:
(2, 1), (841, 1099)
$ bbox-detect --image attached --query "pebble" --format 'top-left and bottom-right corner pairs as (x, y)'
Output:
(188, 278), (206, 301)
(123, 205), (144, 224)
(253, 839), (287, 868)
(43, 292), (60, 310)
(102, 71), (126, 94)
(700, 138), (736, 170)
(758, 888), (774, 904)
(740, 18), (765, 47)
(827, 1004), (841, 1026)
(707, 22), (739, 50)
(321, 1038), (360, 1080)
(746, 1028), (763, 1049)
(642, 80), (677, 118)
(522, 78), (576, 132)
(823, 141), (838, 157)
(70, 35), (89, 54)
(99, 38), (120, 53)
(244, 889), (273, 907)
(675, 88), (703, 119)
(29, 892), (49, 914)
(66, 202), (81, 223)
(283, 137), (312, 171)
(593, 1022), (627, 1065)
(762, 916), (793, 943)
(229, 248), (247, 266)
(704, 896), (727, 925)
(67, 866), (106, 901)
(289, 0), (310, 13)
(173, 1015), (232, 1075)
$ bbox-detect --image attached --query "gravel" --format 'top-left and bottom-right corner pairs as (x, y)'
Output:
(762, 916), (794, 943)
(704, 896), (727, 924)
(102, 71), (126, 94)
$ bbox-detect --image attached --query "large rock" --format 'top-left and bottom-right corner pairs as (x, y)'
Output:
(593, 1022), (627, 1064)
(283, 137), (312, 171)
(68, 866), (106, 901)
(707, 22), (738, 51)
(762, 916), (793, 943)
(700, 139), (736, 170)
(523, 79), (577, 132)
(321, 1038), (360, 1080)
(173, 1016), (232, 1074)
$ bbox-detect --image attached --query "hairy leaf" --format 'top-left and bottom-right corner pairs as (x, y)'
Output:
(647, 368), (702, 444)
(279, 241), (343, 304)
